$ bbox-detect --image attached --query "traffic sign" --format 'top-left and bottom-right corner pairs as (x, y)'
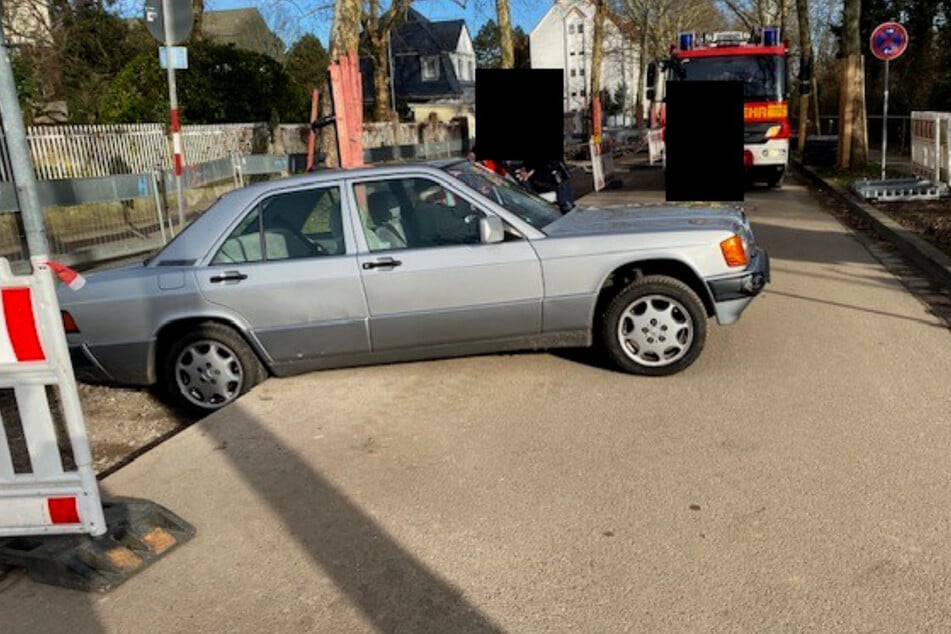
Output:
(870, 22), (908, 61)
(159, 46), (189, 70)
(144, 0), (193, 45)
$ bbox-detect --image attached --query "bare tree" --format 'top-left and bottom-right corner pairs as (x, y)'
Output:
(618, 0), (726, 119)
(716, 0), (788, 29)
(362, 0), (412, 121)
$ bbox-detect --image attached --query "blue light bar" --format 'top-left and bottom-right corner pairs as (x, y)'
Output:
(763, 26), (779, 46)
(679, 32), (694, 51)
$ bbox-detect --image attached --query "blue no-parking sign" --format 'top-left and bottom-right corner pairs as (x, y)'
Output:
(870, 22), (908, 61)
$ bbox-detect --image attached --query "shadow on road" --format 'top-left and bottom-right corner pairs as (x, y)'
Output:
(205, 410), (504, 633)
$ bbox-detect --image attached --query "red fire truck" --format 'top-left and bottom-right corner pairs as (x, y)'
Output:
(645, 27), (790, 188)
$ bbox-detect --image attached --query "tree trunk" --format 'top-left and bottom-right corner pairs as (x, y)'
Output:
(191, 0), (204, 41)
(372, 34), (392, 122)
(496, 0), (514, 69)
(636, 6), (648, 128)
(322, 0), (362, 168)
(837, 0), (865, 169)
(795, 0), (813, 149)
(590, 0), (606, 132)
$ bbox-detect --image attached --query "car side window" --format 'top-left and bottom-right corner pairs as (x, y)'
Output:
(352, 177), (484, 252)
(212, 186), (344, 264)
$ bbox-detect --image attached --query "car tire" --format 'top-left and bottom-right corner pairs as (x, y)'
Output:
(161, 322), (266, 413)
(601, 275), (707, 376)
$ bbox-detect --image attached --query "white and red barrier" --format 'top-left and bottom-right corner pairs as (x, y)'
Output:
(911, 111), (951, 185)
(0, 257), (106, 537)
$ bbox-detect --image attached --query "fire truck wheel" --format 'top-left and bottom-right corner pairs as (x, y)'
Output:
(767, 169), (785, 188)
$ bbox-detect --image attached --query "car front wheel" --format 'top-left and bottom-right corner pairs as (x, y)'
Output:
(162, 322), (266, 412)
(601, 275), (707, 376)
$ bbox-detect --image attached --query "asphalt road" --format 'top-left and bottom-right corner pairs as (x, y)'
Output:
(3, 166), (951, 633)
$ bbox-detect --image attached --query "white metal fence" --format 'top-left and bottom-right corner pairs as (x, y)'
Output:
(0, 120), (470, 269)
(911, 111), (951, 185)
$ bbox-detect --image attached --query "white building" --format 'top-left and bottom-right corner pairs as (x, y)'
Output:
(529, 0), (639, 123)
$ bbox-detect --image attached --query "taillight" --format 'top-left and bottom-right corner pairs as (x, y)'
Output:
(61, 310), (80, 333)
(744, 150), (754, 168)
(765, 120), (790, 139)
(720, 235), (749, 267)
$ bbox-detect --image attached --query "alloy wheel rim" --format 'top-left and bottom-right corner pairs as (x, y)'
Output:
(174, 340), (244, 408)
(616, 294), (694, 367)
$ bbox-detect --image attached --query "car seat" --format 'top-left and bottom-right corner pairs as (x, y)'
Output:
(367, 190), (408, 249)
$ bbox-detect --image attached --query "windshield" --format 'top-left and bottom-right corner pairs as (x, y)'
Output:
(674, 55), (786, 101)
(442, 161), (562, 230)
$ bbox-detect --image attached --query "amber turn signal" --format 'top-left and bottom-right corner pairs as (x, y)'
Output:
(720, 235), (748, 267)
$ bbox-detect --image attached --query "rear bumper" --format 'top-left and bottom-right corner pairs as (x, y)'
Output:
(706, 247), (770, 325)
(69, 344), (114, 384)
(68, 340), (155, 386)
(746, 139), (789, 167)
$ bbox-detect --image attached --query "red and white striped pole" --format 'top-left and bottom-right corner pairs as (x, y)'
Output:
(162, 0), (186, 231)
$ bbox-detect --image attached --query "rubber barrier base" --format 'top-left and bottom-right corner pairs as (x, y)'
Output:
(0, 497), (195, 592)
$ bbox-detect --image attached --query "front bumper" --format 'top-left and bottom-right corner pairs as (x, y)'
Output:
(706, 247), (770, 325)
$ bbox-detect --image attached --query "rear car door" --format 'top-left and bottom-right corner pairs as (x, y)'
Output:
(348, 173), (543, 352)
(196, 183), (370, 366)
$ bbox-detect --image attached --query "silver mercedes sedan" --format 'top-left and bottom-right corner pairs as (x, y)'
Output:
(61, 160), (768, 412)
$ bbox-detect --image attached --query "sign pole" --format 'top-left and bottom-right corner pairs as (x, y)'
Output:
(161, 0), (186, 232)
(881, 59), (889, 180)
(0, 26), (49, 260)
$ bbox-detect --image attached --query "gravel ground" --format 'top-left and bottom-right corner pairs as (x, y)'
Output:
(77, 384), (195, 475)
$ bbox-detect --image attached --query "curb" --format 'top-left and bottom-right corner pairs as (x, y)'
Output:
(793, 159), (951, 289)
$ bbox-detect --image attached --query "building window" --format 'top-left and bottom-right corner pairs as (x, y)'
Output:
(579, 67), (585, 76)
(421, 56), (439, 81)
(577, 23), (584, 34)
(468, 60), (474, 79)
(571, 91), (577, 97)
(580, 89), (586, 97)
(569, 24), (575, 34)
(570, 69), (576, 77)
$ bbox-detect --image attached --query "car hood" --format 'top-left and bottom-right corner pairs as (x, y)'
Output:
(543, 203), (749, 238)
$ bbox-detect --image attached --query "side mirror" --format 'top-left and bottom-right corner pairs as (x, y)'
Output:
(479, 216), (505, 244)
(646, 62), (657, 89)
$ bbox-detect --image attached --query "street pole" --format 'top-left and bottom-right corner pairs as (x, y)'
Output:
(163, 0), (186, 231)
(0, 26), (49, 260)
(881, 59), (889, 180)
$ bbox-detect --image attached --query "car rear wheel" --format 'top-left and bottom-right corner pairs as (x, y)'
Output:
(601, 275), (707, 376)
(162, 323), (266, 412)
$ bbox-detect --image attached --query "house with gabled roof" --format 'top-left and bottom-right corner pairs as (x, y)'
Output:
(362, 8), (475, 129)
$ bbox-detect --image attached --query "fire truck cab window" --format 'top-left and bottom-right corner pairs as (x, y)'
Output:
(676, 55), (786, 101)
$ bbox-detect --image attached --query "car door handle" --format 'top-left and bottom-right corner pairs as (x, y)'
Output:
(362, 257), (402, 270)
(209, 271), (248, 283)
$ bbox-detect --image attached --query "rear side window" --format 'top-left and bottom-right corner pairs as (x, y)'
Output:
(212, 186), (344, 264)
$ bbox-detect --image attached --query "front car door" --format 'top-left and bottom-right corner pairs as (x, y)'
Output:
(347, 172), (543, 353)
(196, 182), (370, 371)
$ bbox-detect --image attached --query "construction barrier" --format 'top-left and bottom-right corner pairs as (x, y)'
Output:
(0, 257), (194, 591)
(0, 257), (106, 537)
(911, 111), (951, 186)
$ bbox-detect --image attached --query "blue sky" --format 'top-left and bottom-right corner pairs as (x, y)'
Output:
(205, 0), (551, 48)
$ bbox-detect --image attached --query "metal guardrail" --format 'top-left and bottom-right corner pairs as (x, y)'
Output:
(851, 178), (946, 201)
